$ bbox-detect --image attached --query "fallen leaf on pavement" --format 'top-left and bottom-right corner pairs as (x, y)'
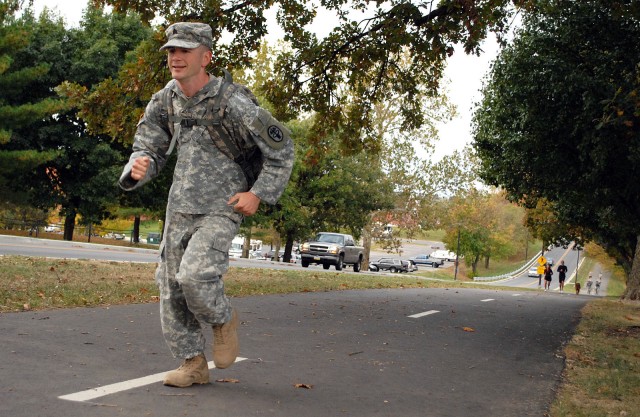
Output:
(216, 378), (240, 383)
(294, 383), (313, 389)
(462, 327), (475, 332)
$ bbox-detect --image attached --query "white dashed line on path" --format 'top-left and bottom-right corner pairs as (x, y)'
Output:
(480, 299), (495, 302)
(59, 358), (247, 403)
(408, 310), (440, 319)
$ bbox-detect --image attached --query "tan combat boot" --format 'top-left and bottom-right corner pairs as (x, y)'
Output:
(212, 309), (239, 369)
(163, 354), (209, 387)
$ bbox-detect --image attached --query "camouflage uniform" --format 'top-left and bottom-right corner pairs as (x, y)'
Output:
(119, 24), (294, 359)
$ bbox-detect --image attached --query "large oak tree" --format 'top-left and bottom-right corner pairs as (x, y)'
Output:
(473, 0), (640, 299)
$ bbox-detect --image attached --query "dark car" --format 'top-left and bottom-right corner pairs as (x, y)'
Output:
(369, 258), (409, 273)
(407, 254), (443, 268)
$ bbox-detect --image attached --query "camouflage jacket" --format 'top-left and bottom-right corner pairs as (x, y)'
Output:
(119, 74), (294, 216)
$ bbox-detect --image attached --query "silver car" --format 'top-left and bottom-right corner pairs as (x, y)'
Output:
(527, 267), (541, 277)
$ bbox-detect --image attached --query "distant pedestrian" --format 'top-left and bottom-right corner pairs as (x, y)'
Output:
(543, 264), (553, 291)
(556, 260), (568, 293)
(586, 273), (594, 294)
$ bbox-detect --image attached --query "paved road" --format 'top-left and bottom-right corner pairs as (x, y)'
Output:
(1, 288), (588, 417)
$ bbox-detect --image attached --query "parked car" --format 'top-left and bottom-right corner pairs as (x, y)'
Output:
(103, 232), (125, 240)
(408, 254), (443, 268)
(265, 249), (285, 261)
(405, 260), (419, 272)
(546, 257), (554, 266)
(528, 267), (541, 277)
(369, 258), (409, 273)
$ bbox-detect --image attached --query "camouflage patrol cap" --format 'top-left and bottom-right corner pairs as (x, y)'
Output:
(159, 22), (213, 51)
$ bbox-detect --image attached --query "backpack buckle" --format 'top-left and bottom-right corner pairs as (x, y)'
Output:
(181, 118), (197, 128)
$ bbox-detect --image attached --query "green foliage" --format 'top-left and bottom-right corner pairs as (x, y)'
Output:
(283, 117), (395, 241)
(0, 3), (152, 239)
(87, 0), (529, 153)
(440, 190), (528, 275)
(473, 1), (640, 296)
(0, 4), (68, 199)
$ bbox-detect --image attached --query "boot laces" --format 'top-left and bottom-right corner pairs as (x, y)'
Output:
(179, 355), (203, 371)
(213, 325), (225, 345)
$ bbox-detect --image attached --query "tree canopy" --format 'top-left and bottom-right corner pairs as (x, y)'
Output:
(0, 3), (151, 238)
(0, 1), (67, 204)
(472, 0), (640, 298)
(84, 0), (529, 153)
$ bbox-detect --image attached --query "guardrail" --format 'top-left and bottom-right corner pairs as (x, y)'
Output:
(473, 251), (543, 282)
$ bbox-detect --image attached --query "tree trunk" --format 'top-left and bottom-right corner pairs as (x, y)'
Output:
(132, 215), (140, 243)
(242, 230), (251, 259)
(362, 222), (373, 271)
(623, 235), (640, 300)
(63, 210), (76, 241)
(471, 254), (480, 275)
(484, 255), (490, 269)
(283, 231), (294, 263)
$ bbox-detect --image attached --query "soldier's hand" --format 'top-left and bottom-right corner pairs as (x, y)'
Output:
(131, 157), (150, 181)
(228, 192), (261, 216)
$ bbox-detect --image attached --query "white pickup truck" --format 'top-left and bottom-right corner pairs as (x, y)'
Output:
(429, 250), (459, 262)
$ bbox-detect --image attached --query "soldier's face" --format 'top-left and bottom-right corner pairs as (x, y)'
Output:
(167, 46), (212, 82)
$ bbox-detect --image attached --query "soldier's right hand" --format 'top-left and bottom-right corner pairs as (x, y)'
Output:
(131, 156), (150, 181)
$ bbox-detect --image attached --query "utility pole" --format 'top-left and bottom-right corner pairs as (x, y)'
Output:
(454, 228), (461, 281)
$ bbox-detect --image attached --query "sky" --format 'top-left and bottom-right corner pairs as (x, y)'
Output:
(30, 0), (500, 161)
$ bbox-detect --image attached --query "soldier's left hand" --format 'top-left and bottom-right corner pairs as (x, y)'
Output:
(228, 192), (261, 216)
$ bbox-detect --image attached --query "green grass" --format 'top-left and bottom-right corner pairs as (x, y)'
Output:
(139, 220), (163, 236)
(549, 299), (640, 417)
(0, 256), (487, 313)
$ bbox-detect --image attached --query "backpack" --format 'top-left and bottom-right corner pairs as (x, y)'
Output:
(159, 69), (263, 187)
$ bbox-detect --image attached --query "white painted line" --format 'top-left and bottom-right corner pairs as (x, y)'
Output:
(480, 299), (494, 302)
(59, 358), (247, 403)
(512, 294), (521, 296)
(408, 310), (440, 318)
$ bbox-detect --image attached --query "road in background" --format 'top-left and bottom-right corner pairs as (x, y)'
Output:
(1, 235), (604, 295)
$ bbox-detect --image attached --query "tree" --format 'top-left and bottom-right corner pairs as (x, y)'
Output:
(232, 43), (396, 263)
(0, 1), (67, 206)
(86, 0), (530, 152)
(440, 190), (525, 276)
(472, 1), (640, 298)
(6, 4), (151, 240)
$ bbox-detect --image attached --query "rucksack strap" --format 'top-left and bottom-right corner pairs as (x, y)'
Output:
(204, 69), (244, 161)
(160, 69), (262, 186)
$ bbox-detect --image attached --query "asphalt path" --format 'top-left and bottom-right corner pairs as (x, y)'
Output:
(1, 288), (588, 417)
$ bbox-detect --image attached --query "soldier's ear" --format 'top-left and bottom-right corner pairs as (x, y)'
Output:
(202, 49), (213, 67)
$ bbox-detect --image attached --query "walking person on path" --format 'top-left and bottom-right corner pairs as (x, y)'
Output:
(556, 260), (568, 293)
(586, 273), (594, 294)
(119, 22), (294, 387)
(543, 263), (553, 291)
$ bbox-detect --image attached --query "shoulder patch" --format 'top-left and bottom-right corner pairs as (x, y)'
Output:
(250, 107), (289, 150)
(268, 125), (285, 143)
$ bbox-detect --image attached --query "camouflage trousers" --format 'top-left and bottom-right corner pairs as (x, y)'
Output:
(155, 211), (240, 359)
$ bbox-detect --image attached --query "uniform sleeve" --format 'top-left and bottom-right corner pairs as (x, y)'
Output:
(230, 93), (295, 205)
(118, 93), (172, 191)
